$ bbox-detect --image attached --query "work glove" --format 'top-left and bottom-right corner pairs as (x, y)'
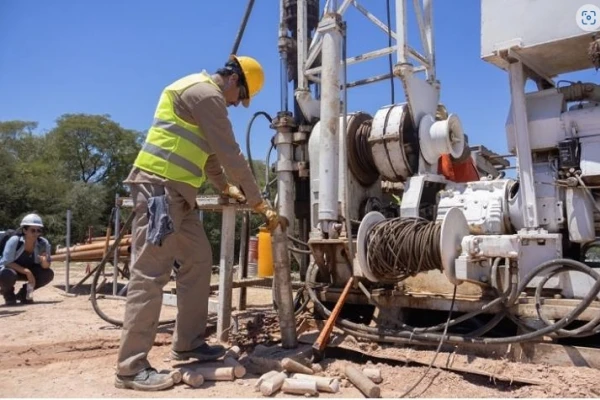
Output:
(253, 200), (289, 233)
(221, 183), (246, 203)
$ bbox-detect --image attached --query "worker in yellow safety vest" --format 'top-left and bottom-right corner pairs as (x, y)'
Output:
(115, 55), (285, 391)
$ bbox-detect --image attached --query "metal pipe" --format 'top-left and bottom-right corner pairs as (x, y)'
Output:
(231, 0), (256, 54)
(279, 0), (289, 111)
(275, 119), (296, 237)
(113, 195), (120, 296)
(306, 0), (351, 71)
(413, 0), (429, 62)
(273, 111), (298, 348)
(272, 224), (298, 348)
(424, 0), (435, 79)
(317, 14), (342, 236)
(65, 209), (71, 294)
(395, 0), (407, 64)
(340, 23), (354, 258)
(297, 0), (308, 91)
(280, 55), (289, 112)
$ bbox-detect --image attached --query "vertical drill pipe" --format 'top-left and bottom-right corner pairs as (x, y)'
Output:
(280, 0), (289, 111)
(272, 223), (299, 348)
(231, 0), (256, 55)
(112, 195), (120, 296)
(277, 127), (296, 242)
(317, 15), (342, 235)
(273, 116), (298, 348)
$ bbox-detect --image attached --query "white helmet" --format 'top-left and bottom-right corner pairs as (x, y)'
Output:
(20, 213), (44, 228)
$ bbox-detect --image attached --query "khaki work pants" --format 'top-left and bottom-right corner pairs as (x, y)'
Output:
(116, 182), (213, 376)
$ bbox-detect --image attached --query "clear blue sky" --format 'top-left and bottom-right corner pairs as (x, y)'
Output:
(1, 0), (598, 164)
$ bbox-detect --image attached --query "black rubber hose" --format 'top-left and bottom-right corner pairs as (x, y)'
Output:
(533, 262), (600, 337)
(307, 258), (600, 345)
(245, 111), (273, 180)
(90, 259), (177, 328)
(90, 212), (176, 327)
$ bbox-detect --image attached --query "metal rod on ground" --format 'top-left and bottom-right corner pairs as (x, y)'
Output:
(65, 209), (71, 293)
(238, 211), (249, 311)
(312, 276), (354, 361)
(113, 195), (120, 296)
(217, 206), (236, 343)
(231, 0), (256, 54)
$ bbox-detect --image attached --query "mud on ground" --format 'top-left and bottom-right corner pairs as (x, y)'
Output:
(1, 263), (600, 398)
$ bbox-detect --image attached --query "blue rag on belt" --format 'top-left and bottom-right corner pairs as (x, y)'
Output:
(146, 195), (174, 246)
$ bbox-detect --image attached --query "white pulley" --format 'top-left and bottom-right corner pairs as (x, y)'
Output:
(419, 113), (465, 164)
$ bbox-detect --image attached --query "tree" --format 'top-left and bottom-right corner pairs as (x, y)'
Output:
(48, 113), (142, 194)
(0, 121), (68, 231)
(60, 182), (109, 244)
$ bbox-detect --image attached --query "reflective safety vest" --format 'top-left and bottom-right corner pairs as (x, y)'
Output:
(134, 72), (216, 188)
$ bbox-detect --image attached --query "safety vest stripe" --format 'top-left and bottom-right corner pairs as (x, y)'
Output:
(152, 118), (212, 154)
(141, 142), (204, 178)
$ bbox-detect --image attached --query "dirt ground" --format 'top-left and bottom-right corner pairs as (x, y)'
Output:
(2, 263), (600, 398)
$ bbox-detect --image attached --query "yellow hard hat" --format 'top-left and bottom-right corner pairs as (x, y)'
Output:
(229, 55), (265, 107)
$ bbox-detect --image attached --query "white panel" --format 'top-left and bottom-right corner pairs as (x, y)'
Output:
(505, 89), (565, 152)
(580, 135), (600, 178)
(481, 0), (598, 75)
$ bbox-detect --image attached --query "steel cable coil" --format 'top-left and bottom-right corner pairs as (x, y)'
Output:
(366, 217), (442, 283)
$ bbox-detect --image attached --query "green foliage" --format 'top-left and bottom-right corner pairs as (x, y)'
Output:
(47, 113), (142, 194)
(0, 116), (140, 248)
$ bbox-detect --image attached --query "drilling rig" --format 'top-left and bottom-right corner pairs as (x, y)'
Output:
(260, 0), (600, 356)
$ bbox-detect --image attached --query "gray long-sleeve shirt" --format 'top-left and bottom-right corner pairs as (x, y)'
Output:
(126, 71), (263, 208)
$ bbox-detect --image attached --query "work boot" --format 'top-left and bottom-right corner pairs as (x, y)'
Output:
(3, 290), (17, 306)
(114, 367), (174, 391)
(170, 343), (226, 361)
(16, 284), (33, 304)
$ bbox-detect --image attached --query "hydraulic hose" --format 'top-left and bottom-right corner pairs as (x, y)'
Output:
(90, 257), (177, 327)
(306, 259), (600, 345)
(245, 111), (273, 180)
(533, 263), (600, 337)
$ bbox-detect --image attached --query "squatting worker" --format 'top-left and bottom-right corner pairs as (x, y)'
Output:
(115, 55), (285, 391)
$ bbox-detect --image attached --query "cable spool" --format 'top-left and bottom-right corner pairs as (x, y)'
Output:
(365, 217), (442, 283)
(347, 112), (379, 186)
(357, 208), (468, 284)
